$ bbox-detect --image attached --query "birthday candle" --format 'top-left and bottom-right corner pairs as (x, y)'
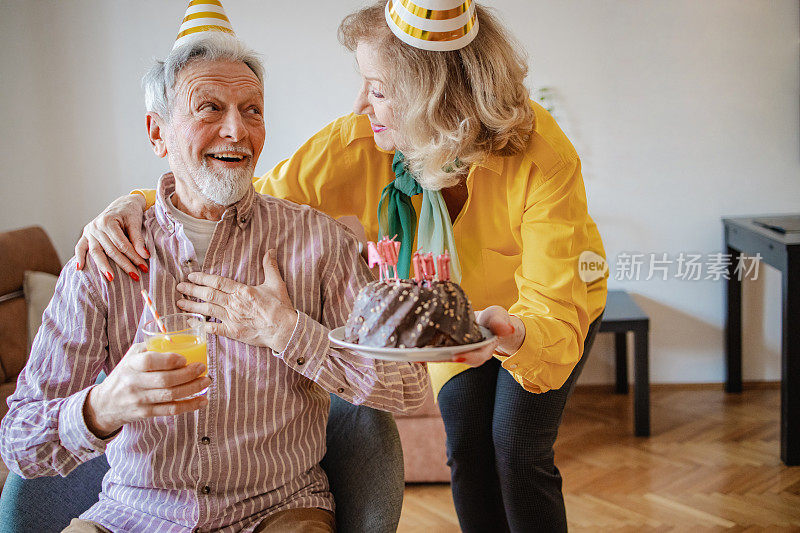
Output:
(424, 253), (436, 281)
(383, 238), (394, 279)
(376, 239), (385, 281)
(385, 237), (399, 279)
(412, 252), (423, 282)
(441, 251), (451, 281)
(367, 242), (381, 269)
(392, 240), (402, 279)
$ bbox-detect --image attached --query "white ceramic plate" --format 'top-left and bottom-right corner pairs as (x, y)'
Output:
(328, 326), (496, 362)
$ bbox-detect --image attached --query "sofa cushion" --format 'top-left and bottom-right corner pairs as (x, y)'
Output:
(24, 271), (58, 353)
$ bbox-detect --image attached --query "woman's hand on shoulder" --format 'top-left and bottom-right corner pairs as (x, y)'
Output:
(451, 306), (525, 367)
(75, 194), (149, 280)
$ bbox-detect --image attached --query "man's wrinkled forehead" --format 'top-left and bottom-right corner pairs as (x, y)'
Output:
(173, 59), (263, 104)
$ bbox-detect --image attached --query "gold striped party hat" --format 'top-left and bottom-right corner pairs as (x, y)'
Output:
(385, 0), (478, 52)
(173, 0), (235, 50)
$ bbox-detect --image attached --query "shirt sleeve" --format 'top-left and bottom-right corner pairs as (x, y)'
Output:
(501, 157), (594, 394)
(274, 217), (430, 415)
(0, 260), (113, 478)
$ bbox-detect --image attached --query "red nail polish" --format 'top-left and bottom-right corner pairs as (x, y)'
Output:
(129, 271), (140, 282)
(139, 263), (149, 273)
(105, 271), (114, 282)
(454, 357), (466, 363)
(143, 246), (150, 258)
(76, 262), (81, 271)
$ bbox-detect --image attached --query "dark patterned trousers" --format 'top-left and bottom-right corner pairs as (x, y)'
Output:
(438, 312), (604, 533)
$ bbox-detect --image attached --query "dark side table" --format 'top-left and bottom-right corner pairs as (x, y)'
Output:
(723, 215), (800, 465)
(599, 290), (650, 437)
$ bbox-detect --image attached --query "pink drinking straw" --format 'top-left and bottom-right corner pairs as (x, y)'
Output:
(141, 289), (170, 341)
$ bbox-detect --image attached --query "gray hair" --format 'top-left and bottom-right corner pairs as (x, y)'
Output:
(143, 32), (264, 118)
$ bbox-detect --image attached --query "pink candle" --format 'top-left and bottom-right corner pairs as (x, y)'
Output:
(367, 241), (381, 269)
(386, 238), (399, 279)
(441, 252), (450, 281)
(424, 253), (436, 281)
(392, 240), (402, 279)
(377, 239), (387, 280)
(412, 252), (423, 282)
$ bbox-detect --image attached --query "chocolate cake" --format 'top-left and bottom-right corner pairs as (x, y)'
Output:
(344, 279), (483, 349)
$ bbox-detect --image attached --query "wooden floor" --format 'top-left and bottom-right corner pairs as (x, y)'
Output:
(398, 386), (800, 532)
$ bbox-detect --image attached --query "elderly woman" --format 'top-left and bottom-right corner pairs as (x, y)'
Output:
(77, 2), (607, 531)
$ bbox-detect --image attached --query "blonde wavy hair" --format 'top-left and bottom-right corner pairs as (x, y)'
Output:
(339, 2), (534, 189)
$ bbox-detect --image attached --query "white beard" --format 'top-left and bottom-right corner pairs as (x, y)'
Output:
(192, 161), (252, 206)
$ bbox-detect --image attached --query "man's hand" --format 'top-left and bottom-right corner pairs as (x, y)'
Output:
(75, 194), (149, 281)
(84, 343), (210, 439)
(449, 306), (526, 367)
(176, 249), (299, 352)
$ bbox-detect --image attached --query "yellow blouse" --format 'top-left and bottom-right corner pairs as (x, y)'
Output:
(137, 102), (607, 398)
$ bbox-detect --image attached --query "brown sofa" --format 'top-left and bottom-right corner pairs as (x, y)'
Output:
(395, 384), (451, 483)
(0, 226), (62, 488)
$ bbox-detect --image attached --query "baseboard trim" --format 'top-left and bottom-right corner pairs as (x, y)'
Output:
(574, 380), (780, 393)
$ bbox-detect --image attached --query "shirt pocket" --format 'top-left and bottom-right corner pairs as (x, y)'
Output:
(479, 248), (522, 309)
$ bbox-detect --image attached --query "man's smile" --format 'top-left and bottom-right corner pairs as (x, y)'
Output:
(205, 150), (251, 166)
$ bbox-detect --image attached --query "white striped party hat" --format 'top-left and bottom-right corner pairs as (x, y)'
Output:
(173, 0), (235, 50)
(385, 0), (479, 52)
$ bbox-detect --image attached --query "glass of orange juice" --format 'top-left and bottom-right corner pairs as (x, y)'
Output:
(143, 312), (208, 397)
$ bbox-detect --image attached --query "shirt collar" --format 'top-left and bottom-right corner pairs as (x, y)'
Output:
(154, 172), (256, 233)
(343, 113), (503, 175)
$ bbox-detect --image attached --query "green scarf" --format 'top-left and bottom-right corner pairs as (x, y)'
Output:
(378, 151), (462, 282)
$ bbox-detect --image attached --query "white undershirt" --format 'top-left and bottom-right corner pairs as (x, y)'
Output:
(167, 194), (218, 266)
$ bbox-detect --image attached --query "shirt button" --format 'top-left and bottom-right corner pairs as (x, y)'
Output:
(337, 387), (344, 393)
(201, 485), (211, 495)
(296, 357), (305, 365)
(508, 363), (518, 369)
(239, 216), (247, 224)
(182, 259), (193, 266)
(200, 436), (211, 445)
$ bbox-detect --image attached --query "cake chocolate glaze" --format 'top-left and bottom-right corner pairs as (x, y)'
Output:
(344, 279), (483, 348)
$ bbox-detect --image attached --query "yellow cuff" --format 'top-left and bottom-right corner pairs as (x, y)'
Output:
(130, 189), (157, 210)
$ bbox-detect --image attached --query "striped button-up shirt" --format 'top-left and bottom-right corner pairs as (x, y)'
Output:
(0, 174), (429, 532)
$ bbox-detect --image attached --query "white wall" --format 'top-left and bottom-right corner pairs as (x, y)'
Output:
(1, 1), (797, 385)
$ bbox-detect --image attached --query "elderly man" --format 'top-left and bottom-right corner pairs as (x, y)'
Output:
(0, 32), (428, 533)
